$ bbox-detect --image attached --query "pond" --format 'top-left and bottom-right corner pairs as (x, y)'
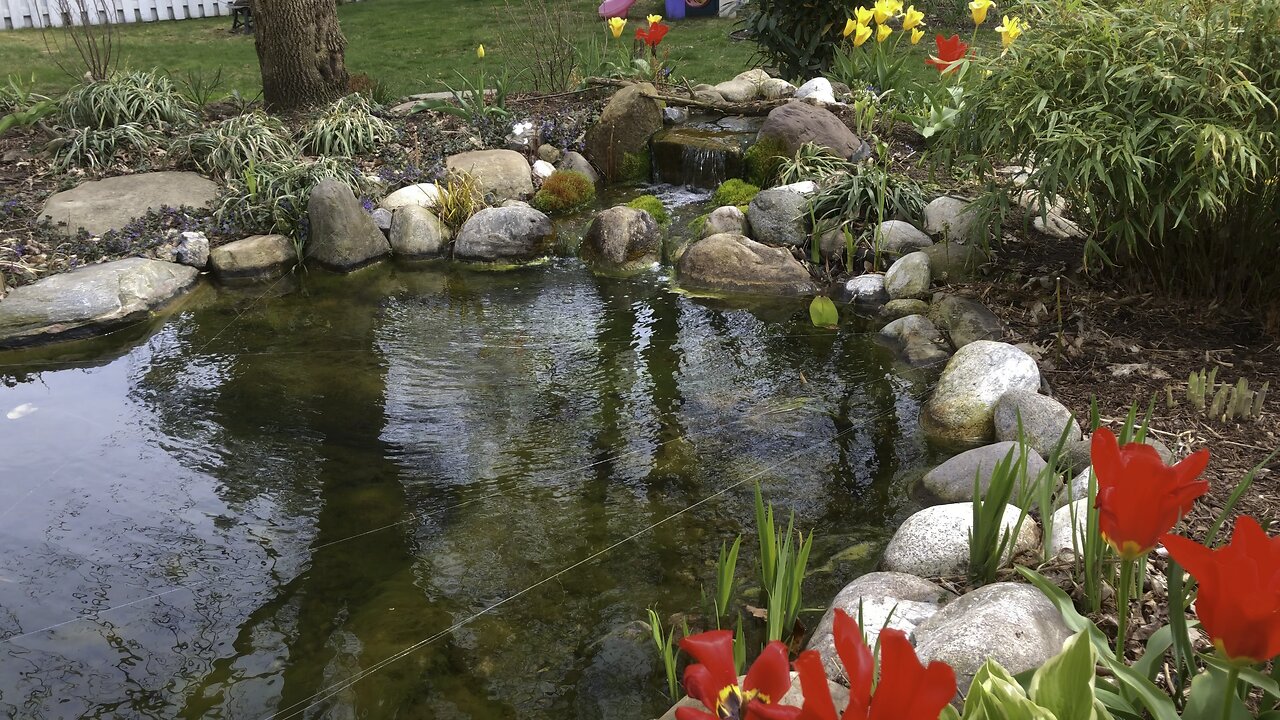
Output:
(0, 260), (939, 719)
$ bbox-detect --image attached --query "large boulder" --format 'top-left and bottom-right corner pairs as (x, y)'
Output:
(993, 390), (1083, 459)
(380, 182), (441, 211)
(714, 78), (759, 103)
(924, 341), (1042, 441)
(584, 82), (664, 183)
(841, 274), (888, 306)
(40, 171), (217, 237)
(306, 180), (391, 271)
(914, 582), (1073, 681)
(879, 314), (951, 367)
(877, 220), (934, 258)
(389, 205), (451, 260)
(757, 101), (866, 160)
(0, 258), (199, 347)
(807, 572), (954, 682)
(920, 441), (1049, 504)
(445, 149), (534, 202)
(453, 206), (553, 262)
(557, 151), (601, 185)
(923, 240), (985, 283)
(747, 182), (814, 247)
(581, 206), (661, 271)
(928, 294), (1003, 348)
(702, 205), (750, 238)
(882, 502), (1040, 577)
(677, 233), (819, 296)
(209, 234), (295, 281)
(923, 196), (981, 242)
(884, 251), (932, 300)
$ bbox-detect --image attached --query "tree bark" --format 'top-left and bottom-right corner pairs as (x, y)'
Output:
(252, 0), (349, 113)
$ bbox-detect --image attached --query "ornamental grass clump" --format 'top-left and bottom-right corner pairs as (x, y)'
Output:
(60, 70), (196, 131)
(172, 111), (300, 178)
(531, 170), (596, 214)
(296, 93), (397, 157)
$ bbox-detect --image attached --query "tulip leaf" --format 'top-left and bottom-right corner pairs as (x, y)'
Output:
(1181, 667), (1251, 720)
(808, 296), (839, 329)
(1029, 630), (1096, 720)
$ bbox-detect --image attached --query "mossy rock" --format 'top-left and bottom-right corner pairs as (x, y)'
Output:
(744, 137), (788, 188)
(625, 194), (670, 225)
(531, 170), (596, 215)
(712, 179), (760, 207)
(619, 149), (652, 185)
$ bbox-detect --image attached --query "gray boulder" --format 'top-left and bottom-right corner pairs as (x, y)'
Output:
(702, 205), (750, 238)
(209, 234), (296, 281)
(881, 298), (929, 320)
(879, 314), (951, 367)
(928, 294), (1003, 348)
(584, 82), (664, 183)
(761, 78), (797, 100)
(41, 171), (217, 237)
(306, 179), (392, 271)
(914, 582), (1072, 681)
(923, 240), (985, 283)
(877, 220), (933, 257)
(842, 274), (888, 305)
(677, 233), (819, 296)
(0, 258), (199, 347)
(921, 441), (1049, 504)
(582, 206), (661, 271)
(537, 144), (562, 164)
(557, 151), (600, 185)
(882, 502), (1040, 577)
(747, 184), (813, 247)
(390, 205), (451, 260)
(884, 251), (932, 300)
(757, 101), (866, 160)
(155, 231), (209, 269)
(993, 390), (1083, 459)
(1049, 498), (1089, 555)
(924, 341), (1042, 441)
(923, 196), (981, 242)
(807, 572), (954, 681)
(445, 149), (534, 202)
(453, 206), (554, 263)
(371, 207), (393, 231)
(714, 79), (759, 102)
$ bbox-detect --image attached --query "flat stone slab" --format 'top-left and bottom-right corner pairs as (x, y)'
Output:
(41, 171), (219, 237)
(0, 258), (199, 347)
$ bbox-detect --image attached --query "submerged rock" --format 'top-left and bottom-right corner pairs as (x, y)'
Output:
(879, 314), (951, 367)
(453, 206), (553, 263)
(581, 206), (661, 272)
(677, 233), (819, 296)
(575, 620), (656, 720)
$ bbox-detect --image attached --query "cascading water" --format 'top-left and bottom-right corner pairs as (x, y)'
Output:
(650, 115), (764, 189)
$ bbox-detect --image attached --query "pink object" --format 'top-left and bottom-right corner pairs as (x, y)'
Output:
(598, 0), (637, 18)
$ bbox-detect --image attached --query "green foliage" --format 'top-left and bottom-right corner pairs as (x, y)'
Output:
(711, 179), (760, 207)
(938, 0), (1280, 309)
(410, 64), (512, 124)
(744, 138), (789, 188)
(754, 484), (813, 644)
(619, 149), (652, 185)
(776, 142), (851, 185)
(625, 195), (669, 225)
(743, 0), (855, 79)
(713, 537), (742, 629)
(171, 67), (226, 110)
(173, 111), (299, 178)
(347, 72), (397, 106)
(54, 123), (163, 170)
(645, 608), (680, 701)
(531, 170), (596, 214)
(214, 157), (367, 239)
(435, 172), (483, 232)
(60, 71), (196, 131)
(962, 631), (1111, 720)
(297, 93), (397, 157)
(968, 442), (1031, 586)
(809, 296), (839, 328)
(807, 161), (926, 230)
(1178, 367), (1269, 423)
(0, 99), (55, 137)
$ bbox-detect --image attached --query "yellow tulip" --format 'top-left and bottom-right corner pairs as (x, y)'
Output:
(872, 0), (896, 24)
(969, 0), (993, 25)
(476, 44), (485, 59)
(840, 18), (856, 37)
(876, 23), (892, 42)
(995, 15), (1024, 47)
(852, 22), (872, 46)
(910, 27), (925, 44)
(854, 6), (874, 25)
(607, 16), (626, 38)
(901, 5), (925, 30)
(647, 13), (662, 24)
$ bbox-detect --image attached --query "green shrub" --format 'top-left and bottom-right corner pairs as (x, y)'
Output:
(435, 171), (483, 232)
(60, 71), (196, 130)
(626, 194), (670, 224)
(744, 0), (855, 80)
(54, 123), (163, 170)
(940, 0), (1280, 309)
(296, 93), (397, 157)
(173, 111), (300, 177)
(744, 138), (789, 188)
(776, 143), (850, 185)
(531, 170), (596, 214)
(712, 179), (760, 207)
(214, 156), (368, 239)
(807, 162), (926, 230)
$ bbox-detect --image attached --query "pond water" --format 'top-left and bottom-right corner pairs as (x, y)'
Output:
(0, 259), (938, 719)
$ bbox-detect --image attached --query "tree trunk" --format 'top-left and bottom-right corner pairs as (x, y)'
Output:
(252, 0), (349, 113)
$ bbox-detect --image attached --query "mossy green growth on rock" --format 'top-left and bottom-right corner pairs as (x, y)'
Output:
(619, 149), (652, 185)
(712, 179), (760, 208)
(531, 170), (596, 215)
(689, 212), (710, 235)
(744, 137), (788, 188)
(625, 194), (670, 225)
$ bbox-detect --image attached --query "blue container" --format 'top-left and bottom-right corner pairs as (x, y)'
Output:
(665, 0), (686, 19)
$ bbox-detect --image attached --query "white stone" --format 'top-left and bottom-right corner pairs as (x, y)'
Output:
(380, 182), (441, 211)
(795, 77), (838, 105)
(924, 341), (1042, 441)
(881, 502), (1040, 577)
(1048, 498), (1089, 556)
(532, 159), (556, 179)
(884, 251), (932, 300)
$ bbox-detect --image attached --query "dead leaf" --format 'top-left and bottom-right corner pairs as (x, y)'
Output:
(745, 605), (768, 620)
(1109, 363), (1171, 380)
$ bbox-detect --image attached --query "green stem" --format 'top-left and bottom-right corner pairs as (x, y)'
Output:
(1115, 558), (1135, 663)
(1221, 664), (1240, 720)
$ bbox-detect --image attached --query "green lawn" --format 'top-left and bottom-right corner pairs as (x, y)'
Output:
(0, 0), (757, 99)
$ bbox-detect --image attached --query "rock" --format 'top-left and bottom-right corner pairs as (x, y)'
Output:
(757, 101), (866, 161)
(658, 672), (850, 720)
(209, 234), (296, 281)
(306, 179), (392, 271)
(0, 258), (199, 348)
(371, 207), (393, 231)
(882, 298), (930, 320)
(582, 206), (661, 271)
(795, 78), (838, 105)
(993, 390), (1083, 459)
(677, 233), (819, 296)
(584, 82), (664, 183)
(40, 171), (218, 237)
(532, 159), (556, 180)
(701, 205), (750, 238)
(156, 230), (209, 268)
(842, 274), (888, 306)
(380, 182), (441, 211)
(734, 69), (772, 87)
(692, 88), (726, 105)
(747, 183), (814, 247)
(663, 106), (689, 124)
(922, 241), (985, 283)
(1048, 498), (1089, 555)
(923, 196), (981, 242)
(557, 151), (600, 185)
(537, 144), (562, 164)
(924, 341), (1042, 441)
(883, 251), (931, 300)
(761, 78), (797, 100)
(879, 314), (951, 367)
(1058, 466), (1093, 508)
(807, 572), (955, 681)
(928, 294), (1003, 348)
(876, 220), (933, 257)
(389, 205), (451, 260)
(446, 149), (535, 202)
(921, 441), (1049, 504)
(501, 200), (531, 208)
(714, 79), (759, 103)
(453, 206), (553, 263)
(814, 225), (845, 257)
(914, 582), (1072, 681)
(882, 502), (1040, 577)
(575, 620), (656, 720)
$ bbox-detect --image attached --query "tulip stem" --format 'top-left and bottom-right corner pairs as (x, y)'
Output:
(1115, 558), (1135, 663)
(1221, 665), (1240, 720)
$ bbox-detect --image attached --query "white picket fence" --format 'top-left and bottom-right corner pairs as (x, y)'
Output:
(1, 0), (230, 30)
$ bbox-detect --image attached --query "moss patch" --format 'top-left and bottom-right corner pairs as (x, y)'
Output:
(532, 170), (596, 215)
(619, 149), (652, 185)
(625, 195), (670, 225)
(744, 138), (788, 188)
(712, 179), (760, 208)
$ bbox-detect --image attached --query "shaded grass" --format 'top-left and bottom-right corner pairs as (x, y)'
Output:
(0, 0), (756, 100)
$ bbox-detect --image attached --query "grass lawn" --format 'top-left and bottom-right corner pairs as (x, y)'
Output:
(0, 0), (757, 99)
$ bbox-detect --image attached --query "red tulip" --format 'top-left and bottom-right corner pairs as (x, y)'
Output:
(780, 610), (956, 720)
(1163, 516), (1280, 664)
(1092, 427), (1209, 560)
(925, 34), (969, 72)
(636, 21), (670, 47)
(677, 630), (799, 720)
